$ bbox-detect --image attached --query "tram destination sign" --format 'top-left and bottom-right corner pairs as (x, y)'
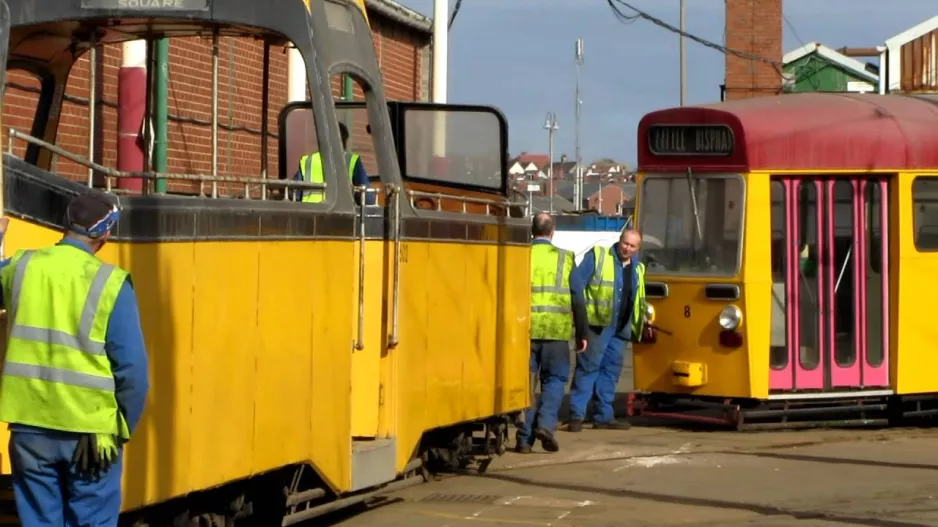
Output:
(647, 124), (734, 156)
(81, 0), (208, 10)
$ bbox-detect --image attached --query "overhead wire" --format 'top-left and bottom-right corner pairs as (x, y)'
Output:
(606, 0), (786, 79)
(448, 0), (463, 29)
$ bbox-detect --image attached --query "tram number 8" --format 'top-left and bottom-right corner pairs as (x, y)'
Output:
(683, 305), (691, 318)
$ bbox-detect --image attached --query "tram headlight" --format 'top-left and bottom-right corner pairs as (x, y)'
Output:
(644, 303), (656, 324)
(718, 305), (742, 331)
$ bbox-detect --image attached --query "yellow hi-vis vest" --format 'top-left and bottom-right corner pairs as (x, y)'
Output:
(584, 245), (648, 340)
(0, 244), (131, 439)
(530, 243), (575, 341)
(298, 151), (361, 203)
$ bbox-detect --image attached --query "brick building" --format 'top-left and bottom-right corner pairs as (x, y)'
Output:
(723, 0), (783, 100)
(2, 0), (431, 195)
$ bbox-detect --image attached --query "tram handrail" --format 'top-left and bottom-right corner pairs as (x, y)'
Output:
(7, 130), (527, 213)
(353, 184), (367, 351)
(388, 185), (402, 348)
(7, 128), (326, 198)
(406, 189), (527, 216)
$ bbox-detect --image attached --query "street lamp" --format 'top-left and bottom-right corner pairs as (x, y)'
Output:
(544, 112), (559, 214)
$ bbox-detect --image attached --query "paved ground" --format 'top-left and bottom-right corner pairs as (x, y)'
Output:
(324, 426), (938, 527)
(319, 348), (938, 526)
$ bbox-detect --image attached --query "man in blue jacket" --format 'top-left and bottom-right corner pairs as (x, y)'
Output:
(566, 228), (647, 432)
(0, 191), (150, 526)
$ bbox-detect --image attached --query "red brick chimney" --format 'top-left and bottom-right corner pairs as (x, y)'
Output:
(724, 0), (783, 100)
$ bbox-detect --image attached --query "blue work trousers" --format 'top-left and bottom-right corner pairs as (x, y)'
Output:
(516, 340), (570, 446)
(9, 430), (123, 527)
(569, 325), (627, 424)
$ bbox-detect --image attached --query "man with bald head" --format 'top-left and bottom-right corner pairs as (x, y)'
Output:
(566, 228), (648, 432)
(518, 212), (588, 454)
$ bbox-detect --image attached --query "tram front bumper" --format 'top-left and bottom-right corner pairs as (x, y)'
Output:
(671, 360), (707, 387)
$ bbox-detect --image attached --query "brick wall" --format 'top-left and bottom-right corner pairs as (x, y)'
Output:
(724, 0), (783, 100)
(1, 10), (430, 196)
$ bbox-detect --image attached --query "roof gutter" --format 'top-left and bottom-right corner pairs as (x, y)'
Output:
(364, 0), (432, 35)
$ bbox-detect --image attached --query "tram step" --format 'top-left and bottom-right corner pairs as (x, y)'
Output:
(351, 438), (396, 492)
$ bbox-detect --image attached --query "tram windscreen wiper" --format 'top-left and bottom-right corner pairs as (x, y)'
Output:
(685, 167), (704, 249)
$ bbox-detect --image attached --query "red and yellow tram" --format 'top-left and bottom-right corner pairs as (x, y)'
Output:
(628, 92), (938, 428)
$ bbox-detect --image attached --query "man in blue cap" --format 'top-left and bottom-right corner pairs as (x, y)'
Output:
(0, 190), (150, 526)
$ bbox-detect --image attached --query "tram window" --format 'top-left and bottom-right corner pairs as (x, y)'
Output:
(637, 174), (744, 276)
(2, 69), (44, 161)
(401, 108), (505, 192)
(866, 183), (882, 274)
(280, 73), (392, 206)
(912, 176), (938, 251)
(769, 181), (788, 370)
(5, 34), (318, 199)
(281, 102), (323, 202)
(796, 181), (821, 370)
(866, 181), (885, 368)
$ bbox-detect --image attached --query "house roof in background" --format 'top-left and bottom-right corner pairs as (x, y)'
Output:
(782, 41), (878, 83)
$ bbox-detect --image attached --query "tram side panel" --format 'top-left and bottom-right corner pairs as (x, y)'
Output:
(372, 214), (530, 471)
(392, 212), (530, 467)
(493, 239), (531, 413)
(188, 241), (262, 491)
(151, 230), (356, 498)
(895, 171), (938, 395)
(743, 174), (773, 399)
(391, 233), (429, 469)
(257, 238), (355, 490)
(387, 107), (531, 470)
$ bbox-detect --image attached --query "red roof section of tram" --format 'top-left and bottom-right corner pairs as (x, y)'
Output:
(636, 93), (938, 172)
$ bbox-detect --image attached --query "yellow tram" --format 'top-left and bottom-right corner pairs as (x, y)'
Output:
(0, 0), (530, 524)
(628, 92), (938, 429)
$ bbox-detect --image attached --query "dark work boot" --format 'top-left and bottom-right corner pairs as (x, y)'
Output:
(566, 419), (583, 433)
(534, 427), (560, 452)
(593, 419), (632, 430)
(514, 443), (532, 454)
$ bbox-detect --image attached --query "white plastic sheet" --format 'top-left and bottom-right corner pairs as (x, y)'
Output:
(550, 231), (621, 265)
(551, 231), (664, 265)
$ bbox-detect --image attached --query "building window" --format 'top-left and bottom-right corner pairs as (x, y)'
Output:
(912, 176), (938, 251)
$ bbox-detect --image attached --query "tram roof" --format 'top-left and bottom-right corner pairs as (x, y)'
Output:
(636, 93), (938, 173)
(5, 0), (347, 52)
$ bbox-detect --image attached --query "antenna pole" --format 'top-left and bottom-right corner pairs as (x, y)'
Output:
(574, 38), (584, 211)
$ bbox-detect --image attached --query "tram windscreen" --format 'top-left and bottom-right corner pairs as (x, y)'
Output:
(638, 174), (744, 276)
(401, 108), (504, 191)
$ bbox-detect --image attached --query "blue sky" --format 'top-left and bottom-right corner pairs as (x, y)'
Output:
(396, 0), (936, 166)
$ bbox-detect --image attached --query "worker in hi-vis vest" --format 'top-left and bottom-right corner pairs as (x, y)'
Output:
(0, 191), (149, 527)
(293, 121), (376, 206)
(517, 212), (588, 454)
(566, 227), (647, 432)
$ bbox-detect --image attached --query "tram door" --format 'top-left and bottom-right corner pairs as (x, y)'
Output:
(769, 177), (890, 392)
